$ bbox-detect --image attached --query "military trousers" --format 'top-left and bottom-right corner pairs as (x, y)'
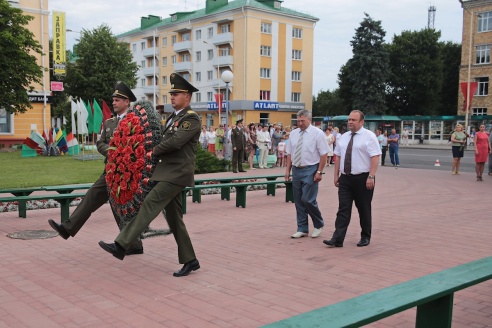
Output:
(115, 181), (196, 264)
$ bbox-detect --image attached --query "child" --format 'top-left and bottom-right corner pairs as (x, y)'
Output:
(277, 137), (286, 167)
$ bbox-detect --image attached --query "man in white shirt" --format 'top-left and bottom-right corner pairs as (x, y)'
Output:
(285, 109), (329, 239)
(257, 125), (271, 168)
(323, 110), (381, 248)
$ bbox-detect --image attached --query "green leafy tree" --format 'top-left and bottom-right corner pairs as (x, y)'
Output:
(0, 0), (44, 114)
(63, 25), (138, 105)
(49, 40), (70, 124)
(386, 29), (443, 116)
(437, 41), (461, 115)
(312, 89), (348, 117)
(337, 62), (355, 111)
(348, 13), (389, 114)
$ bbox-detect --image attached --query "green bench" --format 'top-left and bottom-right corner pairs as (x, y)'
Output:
(0, 192), (87, 222)
(182, 179), (293, 214)
(0, 187), (47, 219)
(263, 256), (492, 328)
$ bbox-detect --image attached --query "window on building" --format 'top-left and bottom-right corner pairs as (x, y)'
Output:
(260, 68), (271, 79)
(171, 55), (176, 64)
(148, 57), (154, 67)
(196, 51), (201, 62)
(472, 108), (488, 115)
(292, 50), (302, 60)
(195, 93), (201, 102)
(162, 37), (167, 47)
(291, 114), (297, 127)
(182, 73), (190, 81)
(261, 22), (272, 34)
(207, 92), (214, 101)
(141, 42), (145, 50)
(0, 108), (12, 133)
(260, 90), (271, 100)
(291, 92), (301, 102)
(476, 77), (489, 96)
(220, 24), (231, 33)
(196, 72), (201, 82)
(196, 29), (202, 40)
(162, 76), (167, 85)
(163, 95), (167, 103)
(140, 60), (145, 68)
(171, 35), (176, 44)
(208, 49), (214, 60)
(478, 11), (492, 32)
(292, 71), (302, 81)
(162, 56), (167, 66)
(476, 45), (490, 64)
(292, 28), (303, 38)
(132, 43), (137, 53)
(182, 32), (191, 41)
(141, 79), (145, 87)
(260, 45), (271, 57)
(208, 27), (214, 38)
(182, 53), (190, 62)
(206, 113), (214, 127)
(219, 47), (230, 56)
(260, 113), (269, 126)
(207, 70), (213, 80)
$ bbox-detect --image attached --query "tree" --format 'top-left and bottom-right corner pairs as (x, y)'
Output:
(63, 25), (138, 106)
(0, 0), (44, 114)
(386, 29), (443, 116)
(437, 41), (461, 115)
(337, 61), (355, 111)
(348, 13), (389, 114)
(312, 89), (348, 117)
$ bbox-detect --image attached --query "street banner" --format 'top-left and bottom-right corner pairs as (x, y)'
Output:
(52, 11), (66, 76)
(460, 82), (478, 110)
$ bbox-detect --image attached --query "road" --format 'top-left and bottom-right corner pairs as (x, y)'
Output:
(385, 147), (478, 173)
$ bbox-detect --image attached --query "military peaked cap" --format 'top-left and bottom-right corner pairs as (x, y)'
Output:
(112, 81), (136, 102)
(169, 73), (199, 93)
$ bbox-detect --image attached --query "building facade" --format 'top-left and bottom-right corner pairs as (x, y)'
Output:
(0, 0), (51, 148)
(458, 0), (492, 126)
(117, 0), (318, 128)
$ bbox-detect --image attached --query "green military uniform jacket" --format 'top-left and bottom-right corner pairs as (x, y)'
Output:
(151, 106), (201, 187)
(97, 117), (119, 163)
(231, 127), (246, 150)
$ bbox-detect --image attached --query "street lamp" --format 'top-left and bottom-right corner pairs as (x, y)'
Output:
(221, 70), (233, 162)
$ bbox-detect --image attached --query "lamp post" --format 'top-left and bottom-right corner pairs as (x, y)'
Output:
(221, 70), (233, 162)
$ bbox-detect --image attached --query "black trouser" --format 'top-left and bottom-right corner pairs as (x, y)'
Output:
(381, 146), (388, 165)
(332, 173), (374, 242)
(232, 148), (245, 171)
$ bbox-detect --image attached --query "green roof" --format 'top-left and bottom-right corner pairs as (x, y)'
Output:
(117, 0), (319, 38)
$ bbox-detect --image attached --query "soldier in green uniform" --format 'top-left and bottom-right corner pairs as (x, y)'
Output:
(99, 73), (201, 277)
(231, 119), (247, 173)
(48, 82), (143, 255)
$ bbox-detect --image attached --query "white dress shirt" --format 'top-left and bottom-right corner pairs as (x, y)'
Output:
(334, 127), (381, 174)
(257, 130), (271, 148)
(286, 125), (329, 167)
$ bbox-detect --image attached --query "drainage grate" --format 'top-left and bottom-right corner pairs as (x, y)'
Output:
(7, 230), (59, 240)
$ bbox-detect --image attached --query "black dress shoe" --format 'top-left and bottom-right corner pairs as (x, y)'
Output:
(323, 239), (343, 247)
(126, 247), (144, 255)
(98, 241), (126, 260)
(48, 219), (70, 240)
(233, 171), (238, 173)
(239, 170), (247, 172)
(357, 238), (370, 247)
(173, 259), (200, 277)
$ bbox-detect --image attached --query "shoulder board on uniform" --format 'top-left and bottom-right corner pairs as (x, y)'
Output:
(187, 110), (197, 115)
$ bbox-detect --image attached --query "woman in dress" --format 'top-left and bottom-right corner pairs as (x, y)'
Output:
(215, 125), (225, 158)
(247, 123), (257, 169)
(325, 127), (334, 166)
(207, 126), (216, 155)
(450, 124), (467, 175)
(474, 124), (491, 181)
(199, 125), (208, 150)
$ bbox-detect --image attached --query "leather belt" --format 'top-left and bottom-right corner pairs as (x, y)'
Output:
(342, 172), (368, 176)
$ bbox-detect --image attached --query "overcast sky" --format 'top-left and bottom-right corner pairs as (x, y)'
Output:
(49, 0), (464, 95)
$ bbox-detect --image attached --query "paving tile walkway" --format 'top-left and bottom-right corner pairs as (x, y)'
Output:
(0, 165), (491, 327)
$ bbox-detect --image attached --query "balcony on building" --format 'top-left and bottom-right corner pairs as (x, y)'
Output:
(213, 55), (233, 68)
(141, 46), (159, 58)
(173, 40), (192, 53)
(141, 66), (158, 76)
(211, 32), (233, 46)
(174, 61), (193, 72)
(142, 85), (160, 95)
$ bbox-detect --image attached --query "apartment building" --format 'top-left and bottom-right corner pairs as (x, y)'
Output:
(117, 0), (319, 127)
(458, 0), (492, 119)
(0, 0), (51, 147)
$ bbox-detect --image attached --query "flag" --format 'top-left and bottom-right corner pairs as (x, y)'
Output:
(214, 93), (223, 116)
(102, 100), (112, 122)
(57, 129), (68, 154)
(66, 132), (79, 147)
(77, 100), (89, 135)
(48, 128), (54, 144)
(55, 127), (63, 142)
(23, 137), (40, 149)
(460, 82), (478, 110)
(83, 99), (94, 134)
(30, 130), (45, 147)
(93, 99), (103, 134)
(71, 100), (78, 134)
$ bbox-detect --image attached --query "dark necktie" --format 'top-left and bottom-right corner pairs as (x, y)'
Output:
(344, 132), (356, 175)
(166, 112), (175, 128)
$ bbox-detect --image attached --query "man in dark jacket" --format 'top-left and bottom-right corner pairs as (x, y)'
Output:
(231, 119), (247, 173)
(99, 73), (201, 277)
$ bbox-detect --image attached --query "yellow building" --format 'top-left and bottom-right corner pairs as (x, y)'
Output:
(117, 0), (318, 128)
(0, 0), (51, 148)
(458, 0), (492, 119)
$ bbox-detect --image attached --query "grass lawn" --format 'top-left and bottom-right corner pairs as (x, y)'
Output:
(0, 151), (103, 189)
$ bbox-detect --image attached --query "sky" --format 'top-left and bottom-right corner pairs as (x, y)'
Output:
(49, 0), (464, 95)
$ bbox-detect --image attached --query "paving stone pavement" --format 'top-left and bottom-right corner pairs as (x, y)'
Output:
(0, 166), (491, 328)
